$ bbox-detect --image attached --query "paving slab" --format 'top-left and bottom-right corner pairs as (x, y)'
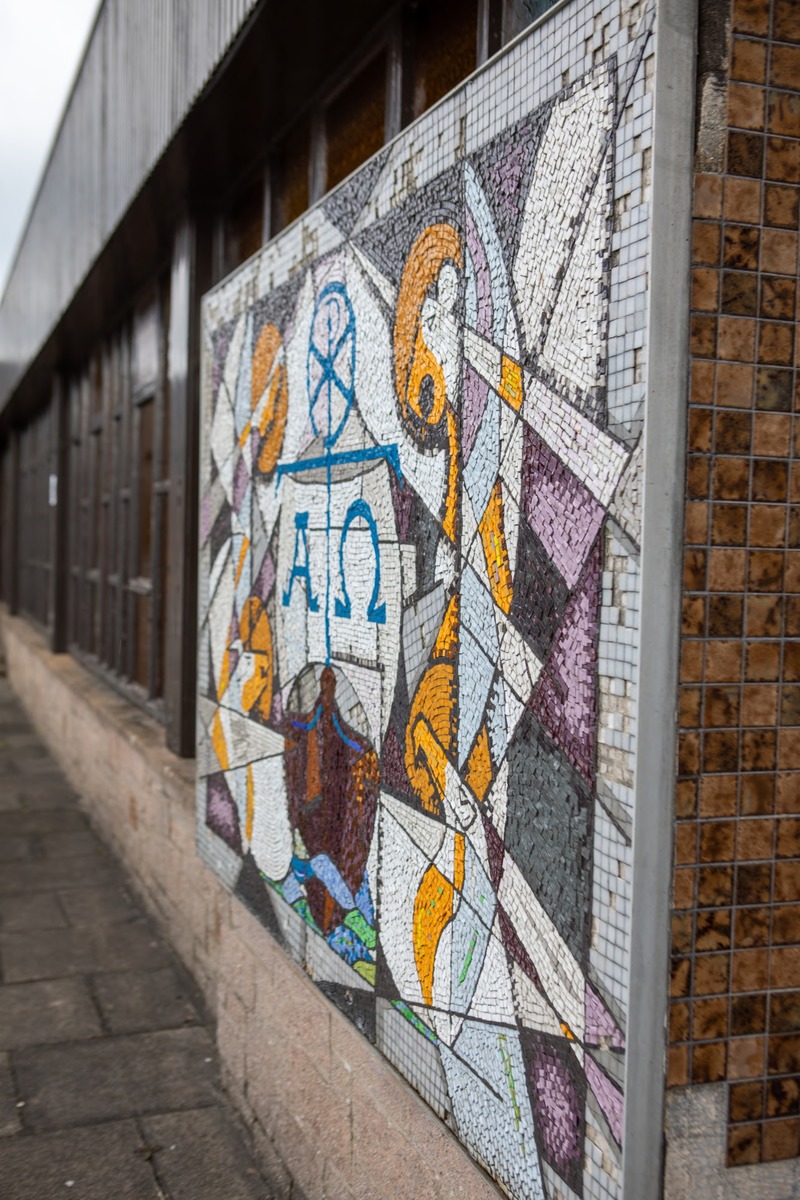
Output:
(41, 830), (106, 859)
(0, 891), (68, 932)
(0, 808), (90, 837)
(142, 1107), (268, 1200)
(0, 978), (102, 1049)
(0, 836), (32, 863)
(93, 967), (200, 1035)
(0, 1120), (163, 1199)
(0, 853), (117, 894)
(57, 884), (138, 927)
(0, 922), (172, 983)
(15, 788), (80, 810)
(0, 687), (272, 1197)
(14, 1027), (218, 1131)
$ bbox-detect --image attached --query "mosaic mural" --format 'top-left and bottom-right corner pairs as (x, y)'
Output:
(197, 7), (654, 1197)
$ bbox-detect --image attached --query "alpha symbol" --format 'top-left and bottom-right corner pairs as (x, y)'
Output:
(282, 512), (319, 612)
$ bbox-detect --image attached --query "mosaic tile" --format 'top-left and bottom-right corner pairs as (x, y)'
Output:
(197, 5), (654, 1196)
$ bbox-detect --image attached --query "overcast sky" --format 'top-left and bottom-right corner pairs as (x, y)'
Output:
(0, 0), (99, 296)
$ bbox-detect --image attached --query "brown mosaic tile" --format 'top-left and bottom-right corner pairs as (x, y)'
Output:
(675, 3), (800, 1166)
(741, 683), (780, 724)
(776, 817), (800, 856)
(745, 642), (781, 682)
(736, 817), (776, 858)
(770, 991), (800, 1033)
(700, 819), (737, 859)
(726, 176), (764, 223)
(716, 410), (754, 452)
(748, 549), (785, 590)
(764, 182), (800, 228)
(774, 0), (800, 43)
(722, 269), (760, 315)
(731, 992), (767, 1035)
(729, 130), (765, 177)
(732, 947), (770, 990)
(768, 1034), (800, 1076)
(694, 996), (730, 1041)
(709, 548), (747, 591)
(698, 865), (735, 907)
(719, 316), (757, 361)
(783, 641), (800, 678)
(676, 820), (699, 863)
(684, 549), (708, 591)
(770, 945), (800, 988)
(697, 907), (733, 951)
(732, 0), (770, 38)
(729, 83), (767, 132)
(751, 457), (788, 500)
(718, 361), (755, 406)
(785, 552), (800, 592)
(778, 727), (800, 769)
(758, 320), (795, 365)
(672, 911), (695, 955)
(762, 1117), (800, 1161)
(775, 860), (800, 901)
(689, 407), (714, 451)
(692, 359), (717, 403)
(756, 364), (794, 408)
(767, 92), (800, 139)
(741, 727), (778, 769)
(727, 1121), (762, 1166)
(773, 905), (800, 943)
(705, 729), (741, 772)
(734, 904), (772, 947)
(766, 1076), (800, 1116)
(685, 500), (710, 545)
(692, 314), (719, 358)
(728, 1034), (767, 1079)
(694, 220), (723, 266)
(766, 136), (800, 184)
(760, 277), (797, 325)
(736, 862), (774, 905)
(709, 593), (745, 635)
(693, 1039), (728, 1082)
(753, 411), (793, 454)
(668, 1045), (690, 1087)
(731, 1079), (766, 1121)
(724, 222), (761, 269)
(760, 227), (798, 274)
(770, 44), (800, 90)
(733, 37), (769, 85)
(777, 771), (800, 812)
(741, 771), (776, 813)
(751, 503), (787, 545)
(695, 173), (724, 219)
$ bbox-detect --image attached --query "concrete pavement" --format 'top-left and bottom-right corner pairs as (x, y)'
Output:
(0, 677), (272, 1200)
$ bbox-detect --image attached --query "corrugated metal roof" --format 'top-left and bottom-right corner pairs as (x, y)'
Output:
(0, 0), (259, 404)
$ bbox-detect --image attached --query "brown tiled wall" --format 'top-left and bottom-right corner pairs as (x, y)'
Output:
(670, 0), (800, 1169)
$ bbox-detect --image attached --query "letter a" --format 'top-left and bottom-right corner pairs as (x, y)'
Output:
(282, 512), (319, 611)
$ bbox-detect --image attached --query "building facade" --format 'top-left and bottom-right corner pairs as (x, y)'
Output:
(0, 2), (797, 1199)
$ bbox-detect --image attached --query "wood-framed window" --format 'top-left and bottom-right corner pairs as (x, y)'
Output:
(17, 403), (53, 629)
(219, 0), (551, 260)
(66, 279), (172, 718)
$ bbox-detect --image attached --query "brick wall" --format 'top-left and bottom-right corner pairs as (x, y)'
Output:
(670, 0), (800, 1169)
